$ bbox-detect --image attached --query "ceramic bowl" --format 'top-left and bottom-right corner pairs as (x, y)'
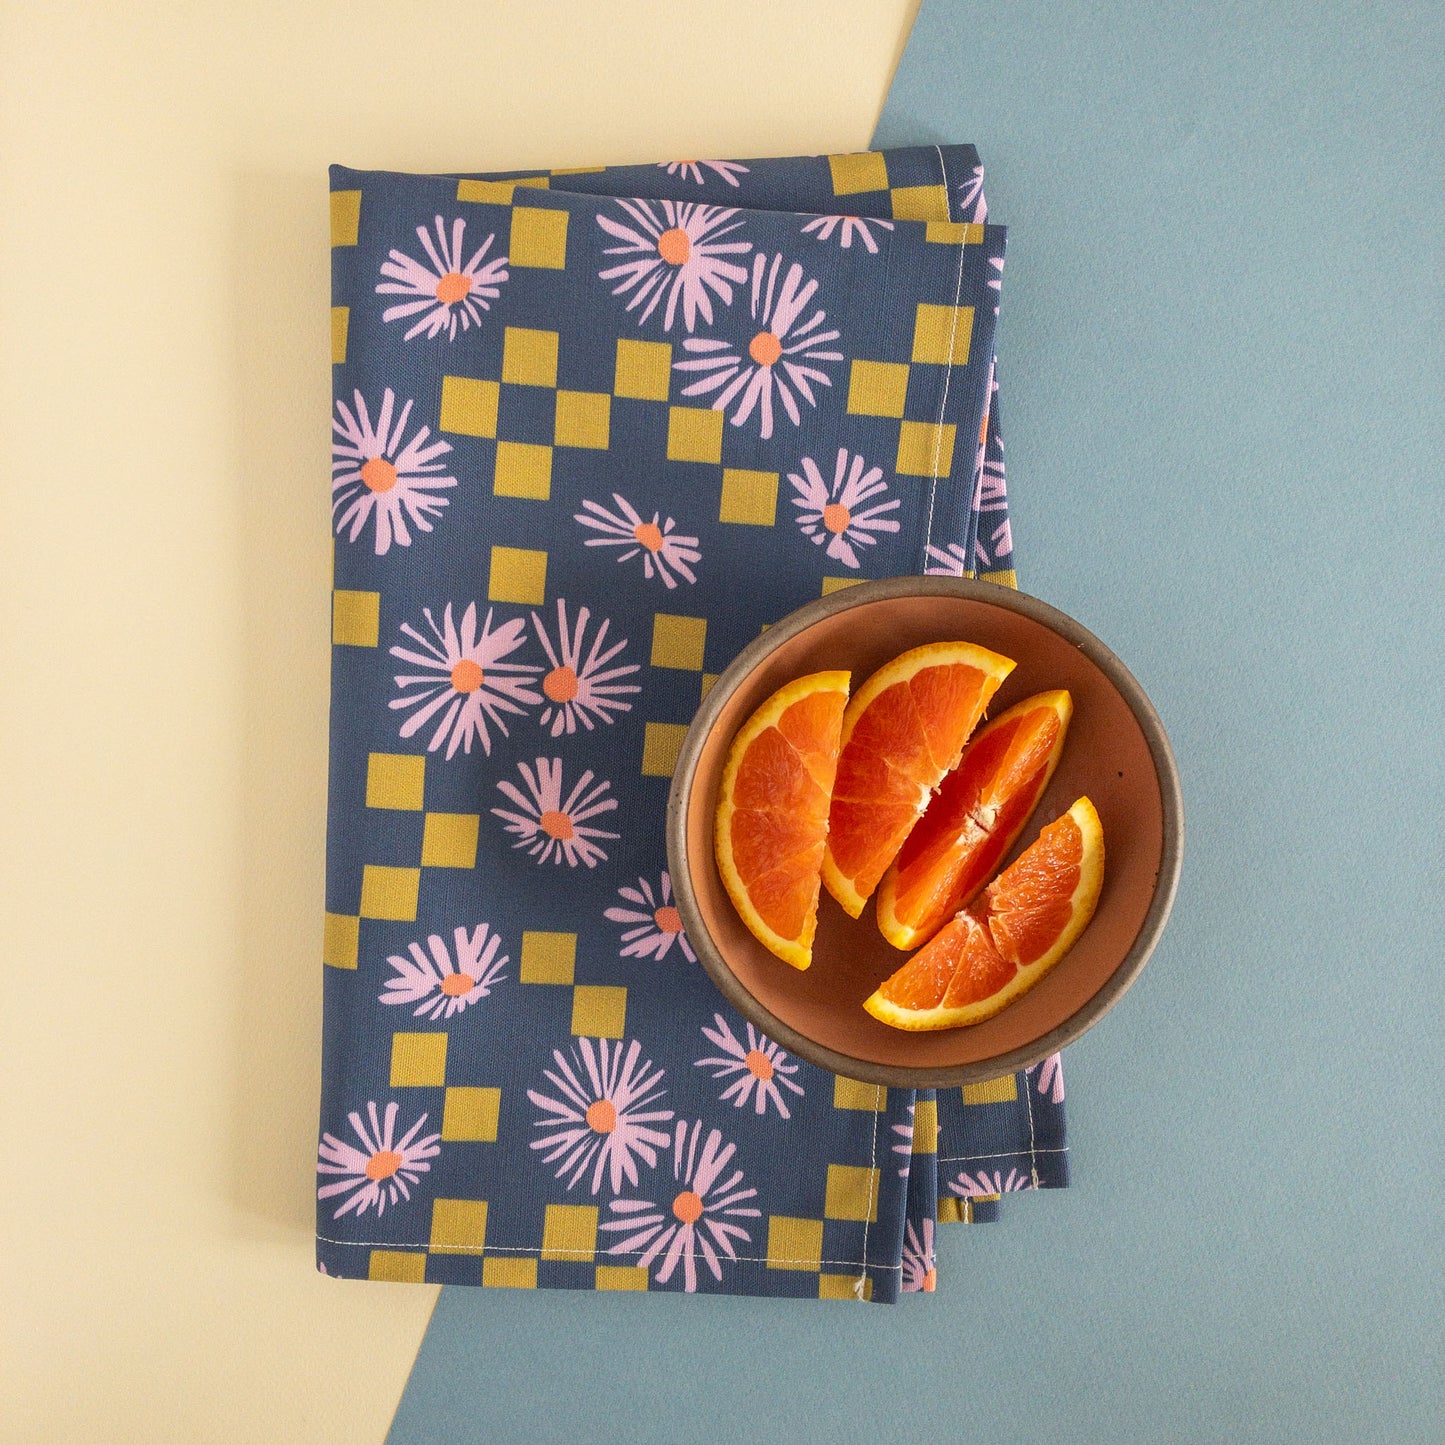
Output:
(665, 576), (1183, 1087)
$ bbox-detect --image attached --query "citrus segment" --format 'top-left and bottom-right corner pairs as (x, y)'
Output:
(876, 690), (1072, 949)
(714, 671), (850, 970)
(821, 642), (1015, 918)
(863, 797), (1105, 1030)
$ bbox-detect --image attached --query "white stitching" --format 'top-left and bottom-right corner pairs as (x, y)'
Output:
(920, 143), (970, 565)
(936, 1146), (1069, 1165)
(1022, 1071), (1041, 1188)
(315, 1232), (903, 1270)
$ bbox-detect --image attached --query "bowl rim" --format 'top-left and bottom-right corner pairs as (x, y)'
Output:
(666, 574), (1185, 1087)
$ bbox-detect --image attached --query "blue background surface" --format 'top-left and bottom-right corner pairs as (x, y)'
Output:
(390, 2), (1444, 1439)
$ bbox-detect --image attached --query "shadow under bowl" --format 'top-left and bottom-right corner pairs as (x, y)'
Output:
(666, 576), (1183, 1088)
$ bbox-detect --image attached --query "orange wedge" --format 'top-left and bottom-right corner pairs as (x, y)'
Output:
(864, 797), (1104, 1030)
(714, 670), (851, 969)
(821, 642), (1015, 919)
(876, 690), (1073, 950)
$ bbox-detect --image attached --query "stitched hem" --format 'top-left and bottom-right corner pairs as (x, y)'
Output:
(936, 1146), (1069, 1165)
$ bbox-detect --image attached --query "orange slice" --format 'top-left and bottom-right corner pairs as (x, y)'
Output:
(864, 797), (1104, 1030)
(876, 690), (1073, 950)
(820, 642), (1015, 918)
(714, 670), (851, 970)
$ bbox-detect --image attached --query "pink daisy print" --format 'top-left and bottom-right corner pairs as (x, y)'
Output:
(901, 1218), (937, 1293)
(694, 1014), (804, 1119)
(376, 215), (508, 340)
(605, 872), (695, 962)
(389, 603), (542, 759)
(316, 1101), (440, 1220)
(948, 1166), (1035, 1200)
(601, 1120), (761, 1292)
(597, 199), (751, 332)
(492, 757), (619, 868)
(1028, 1052), (1065, 1104)
(959, 163), (987, 222)
(924, 540), (970, 577)
(789, 448), (901, 569)
(379, 923), (508, 1021)
(528, 1038), (674, 1195)
(800, 214), (895, 254)
(675, 253), (843, 440)
(529, 598), (641, 737)
(575, 493), (700, 588)
(332, 388), (456, 557)
(658, 159), (750, 188)
(890, 1102), (919, 1178)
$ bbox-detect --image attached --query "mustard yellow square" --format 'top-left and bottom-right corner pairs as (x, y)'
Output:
(366, 752), (425, 811)
(542, 1203), (598, 1261)
(442, 1086), (500, 1142)
(571, 984), (627, 1038)
(926, 220), (986, 245)
(520, 931), (575, 984)
(891, 184), (950, 221)
(718, 469), (778, 526)
(896, 420), (957, 478)
(937, 1196), (972, 1224)
(510, 206), (569, 269)
(912, 303), (976, 367)
(700, 673), (720, 704)
(833, 1076), (888, 1112)
(961, 1074), (1018, 1106)
(322, 912), (359, 970)
(440, 376), (499, 438)
(666, 405), (723, 463)
(912, 1098), (939, 1153)
(641, 722), (689, 778)
(457, 178), (517, 204)
(825, 1164), (880, 1223)
(650, 613), (707, 670)
(846, 360), (911, 418)
(368, 1250), (425, 1283)
(766, 1215), (824, 1271)
(821, 576), (865, 596)
(980, 568), (1018, 590)
(614, 338), (672, 400)
(488, 546), (547, 605)
(360, 865), (421, 922)
(390, 1031), (448, 1087)
(332, 589), (379, 647)
(330, 306), (349, 364)
(501, 327), (559, 387)
(330, 190), (361, 246)
(421, 812), (479, 868)
(819, 1273), (872, 1302)
(430, 1198), (488, 1254)
(595, 1265), (649, 1291)
(493, 441), (553, 500)
(828, 151), (889, 195)
(482, 1257), (538, 1288)
(554, 390), (611, 449)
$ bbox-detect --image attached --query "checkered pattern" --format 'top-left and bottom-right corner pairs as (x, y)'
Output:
(318, 145), (1066, 1300)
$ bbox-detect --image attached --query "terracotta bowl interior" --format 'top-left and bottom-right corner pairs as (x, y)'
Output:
(674, 586), (1172, 1081)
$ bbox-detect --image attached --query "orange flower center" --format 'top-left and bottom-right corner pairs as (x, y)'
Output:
(544, 665), (579, 703)
(365, 1149), (402, 1181)
(450, 659), (484, 693)
(744, 1048), (774, 1081)
(656, 227), (691, 266)
(434, 271), (471, 304)
(586, 1099), (618, 1133)
(360, 458), (398, 493)
(440, 972), (475, 997)
(653, 905), (682, 935)
(748, 331), (783, 367)
(922, 1268), (937, 1292)
(633, 521), (664, 552)
(672, 1189), (704, 1224)
(540, 809), (574, 840)
(822, 503), (852, 534)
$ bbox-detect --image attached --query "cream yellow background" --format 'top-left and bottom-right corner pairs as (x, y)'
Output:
(0, 3), (916, 1440)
